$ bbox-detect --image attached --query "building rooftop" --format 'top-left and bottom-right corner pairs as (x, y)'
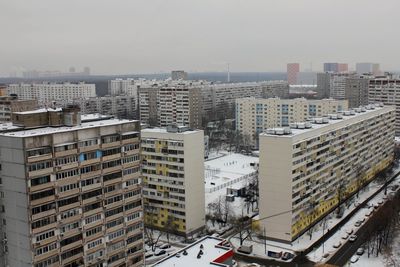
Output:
(13, 108), (62, 115)
(261, 104), (392, 138)
(0, 118), (137, 138)
(153, 236), (233, 267)
(141, 127), (200, 135)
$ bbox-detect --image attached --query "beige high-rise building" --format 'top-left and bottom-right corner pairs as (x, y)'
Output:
(139, 85), (203, 129)
(0, 108), (144, 267)
(235, 98), (348, 147)
(141, 125), (205, 237)
(0, 95), (38, 122)
(345, 76), (371, 108)
(368, 77), (400, 135)
(258, 104), (395, 243)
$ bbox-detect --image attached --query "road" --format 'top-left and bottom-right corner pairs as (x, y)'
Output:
(327, 189), (400, 266)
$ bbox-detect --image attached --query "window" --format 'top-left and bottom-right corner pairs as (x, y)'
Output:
(82, 189), (102, 200)
(106, 217), (124, 229)
(55, 155), (78, 166)
(59, 183), (79, 193)
(28, 161), (52, 172)
(60, 234), (82, 247)
(79, 139), (98, 147)
(126, 211), (141, 222)
(85, 214), (102, 225)
(124, 143), (139, 152)
(58, 196), (79, 207)
(56, 169), (79, 180)
(122, 155), (139, 164)
(34, 255), (59, 267)
(80, 164), (101, 174)
(60, 208), (80, 219)
(32, 203), (56, 215)
(86, 249), (104, 262)
(107, 229), (124, 241)
(85, 226), (102, 237)
(31, 216), (57, 230)
(122, 133), (138, 140)
(26, 147), (52, 158)
(31, 175), (51, 187)
(83, 201), (102, 213)
(54, 143), (77, 152)
(35, 230), (55, 242)
(126, 233), (142, 245)
(102, 147), (121, 156)
(87, 238), (103, 250)
(107, 240), (124, 253)
(35, 242), (57, 256)
(80, 151), (100, 161)
(61, 246), (83, 260)
(126, 222), (143, 233)
(124, 189), (141, 199)
(103, 171), (122, 182)
(30, 189), (55, 201)
(105, 194), (122, 205)
(101, 135), (120, 144)
(125, 200), (141, 211)
(102, 159), (121, 169)
(61, 220), (80, 233)
(125, 178), (140, 187)
(105, 206), (123, 218)
(81, 177), (101, 187)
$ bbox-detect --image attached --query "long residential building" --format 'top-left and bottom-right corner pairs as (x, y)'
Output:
(368, 77), (400, 135)
(0, 96), (38, 122)
(73, 95), (138, 119)
(139, 80), (289, 128)
(235, 98), (348, 147)
(0, 107), (144, 266)
(7, 82), (96, 105)
(258, 104), (395, 243)
(141, 125), (205, 237)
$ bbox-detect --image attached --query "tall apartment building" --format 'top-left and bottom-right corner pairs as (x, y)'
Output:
(317, 72), (356, 100)
(201, 81), (290, 121)
(0, 96), (38, 122)
(235, 98), (348, 147)
(108, 79), (139, 97)
(369, 78), (400, 135)
(171, 71), (188, 81)
(259, 104), (395, 242)
(287, 63), (300, 85)
(345, 75), (371, 108)
(0, 108), (144, 266)
(356, 63), (381, 75)
(323, 63), (348, 73)
(139, 84), (203, 129)
(141, 126), (205, 237)
(7, 82), (96, 105)
(73, 95), (138, 120)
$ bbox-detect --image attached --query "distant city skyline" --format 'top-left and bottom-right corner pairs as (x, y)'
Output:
(1, 0), (400, 76)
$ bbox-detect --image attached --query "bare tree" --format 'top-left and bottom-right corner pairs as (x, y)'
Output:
(144, 206), (164, 252)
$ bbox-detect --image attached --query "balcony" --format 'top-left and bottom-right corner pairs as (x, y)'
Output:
(28, 167), (53, 178)
(55, 148), (78, 158)
(30, 195), (56, 207)
(78, 144), (100, 153)
(60, 239), (83, 253)
(103, 153), (122, 162)
(32, 221), (58, 235)
(56, 162), (79, 171)
(122, 137), (139, 145)
(101, 141), (121, 149)
(29, 181), (55, 193)
(32, 208), (56, 221)
(58, 201), (80, 213)
(57, 188), (80, 199)
(79, 158), (100, 167)
(27, 153), (53, 163)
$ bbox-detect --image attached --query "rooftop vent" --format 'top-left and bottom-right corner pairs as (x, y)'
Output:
(290, 122), (312, 129)
(265, 127), (292, 135)
(312, 117), (329, 124)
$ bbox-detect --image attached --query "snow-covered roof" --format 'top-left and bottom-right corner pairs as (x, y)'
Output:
(153, 236), (233, 267)
(13, 107), (62, 115)
(0, 118), (136, 137)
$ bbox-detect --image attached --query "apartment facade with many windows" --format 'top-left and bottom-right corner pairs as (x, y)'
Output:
(141, 126), (205, 237)
(235, 98), (348, 147)
(0, 109), (143, 267)
(368, 77), (400, 135)
(7, 82), (96, 105)
(258, 104), (395, 243)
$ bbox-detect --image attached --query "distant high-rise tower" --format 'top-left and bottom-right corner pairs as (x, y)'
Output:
(69, 66), (76, 73)
(287, 63), (300, 85)
(323, 63), (348, 73)
(83, 66), (90, 75)
(171, 70), (188, 80)
(356, 63), (381, 75)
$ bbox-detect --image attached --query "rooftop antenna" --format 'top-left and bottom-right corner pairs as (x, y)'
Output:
(227, 63), (230, 83)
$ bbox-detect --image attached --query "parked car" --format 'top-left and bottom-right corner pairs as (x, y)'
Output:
(341, 233), (349, 240)
(159, 243), (171, 249)
(346, 229), (354, 235)
(349, 235), (357, 242)
(282, 252), (294, 261)
(333, 241), (342, 248)
(356, 248), (365, 256)
(322, 253), (330, 259)
(378, 200), (384, 205)
(154, 249), (167, 256)
(145, 252), (153, 259)
(350, 255), (360, 263)
(245, 264), (261, 267)
(354, 221), (362, 227)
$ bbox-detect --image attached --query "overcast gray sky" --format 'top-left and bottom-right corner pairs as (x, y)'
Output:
(0, 0), (399, 76)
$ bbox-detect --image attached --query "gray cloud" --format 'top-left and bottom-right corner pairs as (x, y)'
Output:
(0, 0), (399, 76)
